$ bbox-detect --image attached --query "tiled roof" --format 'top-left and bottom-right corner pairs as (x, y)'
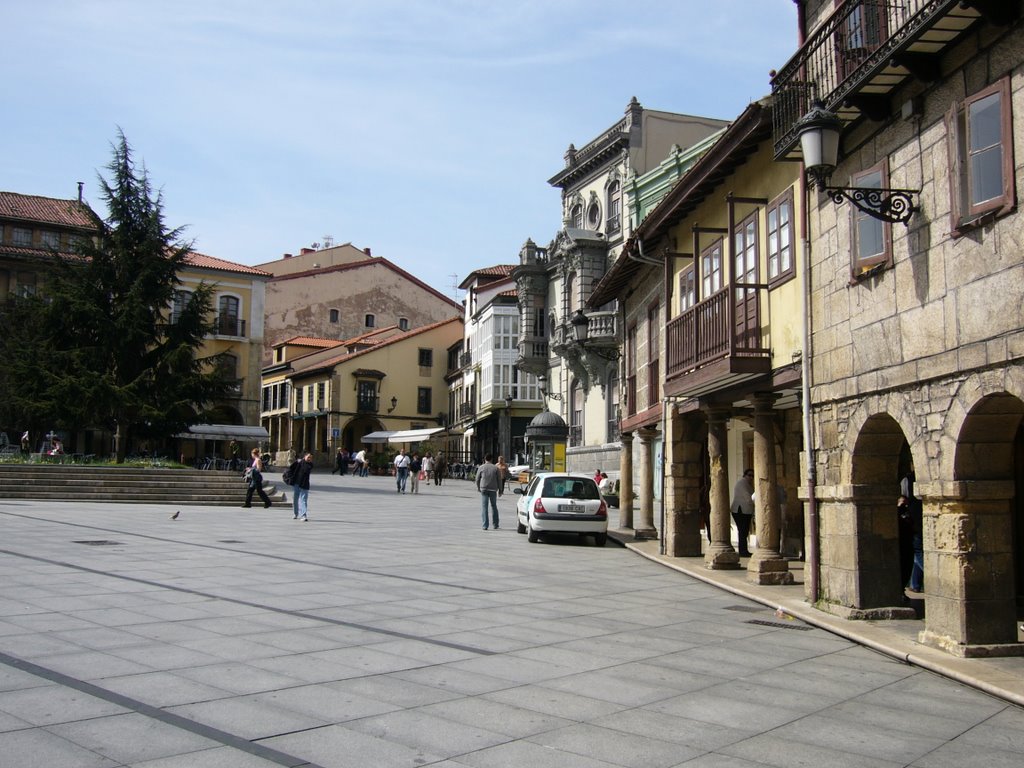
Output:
(0, 191), (97, 229)
(292, 317), (463, 373)
(183, 251), (272, 277)
(458, 264), (516, 289)
(281, 336), (344, 348)
(271, 256), (463, 311)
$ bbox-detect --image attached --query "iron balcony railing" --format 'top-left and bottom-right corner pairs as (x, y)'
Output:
(356, 395), (380, 413)
(771, 0), (962, 159)
(215, 314), (247, 337)
(457, 402), (475, 420)
(666, 284), (770, 379)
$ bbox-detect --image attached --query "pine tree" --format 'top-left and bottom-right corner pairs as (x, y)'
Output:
(30, 132), (232, 462)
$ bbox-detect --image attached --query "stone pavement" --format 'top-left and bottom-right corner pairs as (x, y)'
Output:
(0, 471), (1022, 768)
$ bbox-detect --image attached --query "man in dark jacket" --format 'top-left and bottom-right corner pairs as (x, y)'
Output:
(291, 452), (314, 521)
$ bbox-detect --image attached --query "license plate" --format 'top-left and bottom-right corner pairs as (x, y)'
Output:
(559, 504), (586, 513)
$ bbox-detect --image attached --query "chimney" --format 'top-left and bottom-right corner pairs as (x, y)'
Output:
(364, 247), (372, 257)
(283, 253), (293, 259)
(300, 247), (315, 255)
(77, 182), (84, 203)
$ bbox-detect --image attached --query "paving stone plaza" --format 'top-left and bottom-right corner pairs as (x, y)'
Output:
(1, 472), (1023, 767)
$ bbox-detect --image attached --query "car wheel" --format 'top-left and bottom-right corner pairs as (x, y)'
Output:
(594, 532), (607, 547)
(527, 526), (539, 543)
(517, 521), (526, 534)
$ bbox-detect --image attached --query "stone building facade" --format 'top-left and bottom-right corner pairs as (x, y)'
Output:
(772, 0), (1024, 654)
(513, 98), (729, 476)
(257, 243), (462, 361)
(592, 100), (806, 583)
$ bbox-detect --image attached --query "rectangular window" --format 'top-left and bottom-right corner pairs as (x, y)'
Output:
(850, 161), (892, 276)
(948, 77), (1015, 232)
(357, 381), (378, 412)
(12, 227), (32, 247)
(40, 230), (60, 249)
(317, 382), (326, 410)
(417, 387), (432, 415)
(329, 308), (339, 323)
(418, 348), (433, 367)
(626, 323), (638, 416)
(700, 238), (723, 299)
(678, 266), (696, 312)
(766, 190), (794, 284)
(647, 303), (660, 407)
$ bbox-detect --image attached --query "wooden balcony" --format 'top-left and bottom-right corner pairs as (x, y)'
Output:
(665, 285), (771, 398)
(772, 0), (992, 160)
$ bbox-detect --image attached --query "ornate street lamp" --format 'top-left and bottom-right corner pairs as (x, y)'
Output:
(796, 100), (918, 226)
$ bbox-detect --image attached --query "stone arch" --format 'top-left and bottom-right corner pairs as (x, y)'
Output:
(937, 390), (1024, 648)
(840, 407), (919, 610)
(342, 416), (386, 454)
(839, 391), (926, 487)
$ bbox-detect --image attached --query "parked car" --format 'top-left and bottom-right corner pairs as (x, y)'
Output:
(514, 472), (608, 546)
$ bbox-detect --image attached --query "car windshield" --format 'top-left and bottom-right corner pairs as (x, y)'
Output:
(541, 477), (599, 500)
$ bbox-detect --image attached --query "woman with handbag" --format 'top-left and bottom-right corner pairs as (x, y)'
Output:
(243, 448), (272, 508)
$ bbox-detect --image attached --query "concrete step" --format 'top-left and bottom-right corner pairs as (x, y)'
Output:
(0, 465), (288, 507)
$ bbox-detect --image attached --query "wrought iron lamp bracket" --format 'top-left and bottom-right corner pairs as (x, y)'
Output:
(824, 185), (918, 226)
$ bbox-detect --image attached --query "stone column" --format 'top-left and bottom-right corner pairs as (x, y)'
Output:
(747, 393), (793, 585)
(634, 427), (658, 539)
(705, 407), (740, 569)
(618, 432), (634, 529)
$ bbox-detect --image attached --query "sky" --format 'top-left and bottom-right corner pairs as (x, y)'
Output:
(5, 1), (798, 300)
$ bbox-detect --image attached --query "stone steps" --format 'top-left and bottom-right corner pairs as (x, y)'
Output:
(0, 465), (288, 506)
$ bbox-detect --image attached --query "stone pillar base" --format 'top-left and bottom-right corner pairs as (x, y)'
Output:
(918, 630), (1024, 658)
(634, 527), (658, 540)
(704, 545), (741, 570)
(746, 554), (794, 585)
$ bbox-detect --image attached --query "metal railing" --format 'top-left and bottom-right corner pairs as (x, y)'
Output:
(666, 284), (770, 378)
(771, 0), (958, 158)
(215, 314), (247, 337)
(356, 395), (380, 413)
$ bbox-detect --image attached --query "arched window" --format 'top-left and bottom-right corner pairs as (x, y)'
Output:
(570, 203), (583, 228)
(606, 180), (621, 234)
(217, 295), (240, 336)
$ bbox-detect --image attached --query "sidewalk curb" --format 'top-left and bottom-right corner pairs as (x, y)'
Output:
(608, 528), (1024, 708)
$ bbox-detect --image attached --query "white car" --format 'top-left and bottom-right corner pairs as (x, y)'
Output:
(514, 472), (608, 546)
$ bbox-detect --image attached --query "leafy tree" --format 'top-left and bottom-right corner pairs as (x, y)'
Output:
(13, 132), (233, 462)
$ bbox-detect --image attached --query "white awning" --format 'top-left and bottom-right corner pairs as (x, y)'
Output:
(388, 427), (444, 444)
(360, 430), (395, 443)
(176, 424), (270, 441)
(387, 427), (462, 444)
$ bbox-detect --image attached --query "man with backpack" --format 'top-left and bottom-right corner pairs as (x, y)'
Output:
(285, 452), (314, 521)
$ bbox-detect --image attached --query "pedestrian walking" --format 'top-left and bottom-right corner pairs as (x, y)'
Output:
(731, 468), (755, 557)
(476, 453), (501, 530)
(394, 448), (411, 493)
(409, 452), (423, 493)
(496, 455), (509, 497)
(422, 452), (433, 487)
(434, 453), (447, 485)
(289, 452), (314, 521)
(332, 447), (347, 475)
(242, 448), (272, 508)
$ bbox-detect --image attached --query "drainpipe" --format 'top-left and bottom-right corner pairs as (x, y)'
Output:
(800, 180), (820, 603)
